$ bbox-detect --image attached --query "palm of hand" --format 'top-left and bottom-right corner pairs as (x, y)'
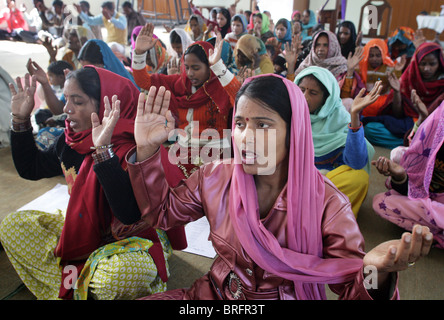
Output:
(135, 34), (155, 53)
(363, 239), (401, 273)
(92, 116), (111, 147)
(135, 113), (171, 148)
(11, 85), (35, 116)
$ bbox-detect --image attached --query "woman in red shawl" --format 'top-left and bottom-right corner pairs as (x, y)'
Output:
(132, 23), (241, 186)
(400, 42), (444, 119)
(0, 66), (184, 300)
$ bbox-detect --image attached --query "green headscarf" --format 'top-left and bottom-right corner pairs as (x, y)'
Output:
(294, 66), (375, 173)
(256, 12), (270, 35)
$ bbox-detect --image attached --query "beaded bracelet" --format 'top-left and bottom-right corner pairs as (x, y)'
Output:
(90, 144), (114, 150)
(10, 118), (32, 132)
(92, 148), (115, 163)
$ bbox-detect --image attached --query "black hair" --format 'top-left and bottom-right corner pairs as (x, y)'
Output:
(101, 1), (114, 10)
(297, 74), (330, 107)
(337, 20), (357, 57)
(79, 1), (90, 9)
(253, 12), (263, 20)
(77, 40), (104, 65)
(275, 18), (289, 30)
(66, 67), (101, 110)
(169, 30), (181, 44)
(184, 43), (209, 65)
(47, 60), (74, 75)
(235, 76), (292, 148)
(232, 15), (243, 24)
(52, 0), (63, 7)
(122, 1), (132, 9)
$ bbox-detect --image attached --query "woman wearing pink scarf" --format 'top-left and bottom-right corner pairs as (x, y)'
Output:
(116, 75), (431, 300)
(372, 101), (444, 248)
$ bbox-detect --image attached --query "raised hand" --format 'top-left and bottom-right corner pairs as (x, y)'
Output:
(134, 86), (175, 162)
(9, 73), (36, 121)
(355, 31), (363, 47)
(387, 71), (400, 92)
(42, 37), (58, 62)
(235, 66), (254, 84)
(91, 95), (120, 148)
(411, 89), (428, 125)
(26, 59), (49, 85)
(347, 46), (364, 75)
(167, 58), (180, 75)
(208, 32), (223, 66)
(413, 29), (426, 48)
(394, 54), (407, 72)
(351, 80), (382, 115)
(135, 23), (157, 55)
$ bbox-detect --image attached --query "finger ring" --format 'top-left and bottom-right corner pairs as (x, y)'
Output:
(407, 261), (415, 267)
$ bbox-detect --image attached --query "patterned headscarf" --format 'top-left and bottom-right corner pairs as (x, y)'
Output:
(295, 30), (348, 79)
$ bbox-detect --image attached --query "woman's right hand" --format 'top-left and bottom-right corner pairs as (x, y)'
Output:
(371, 156), (407, 182)
(134, 86), (175, 162)
(9, 73), (36, 121)
(134, 23), (157, 55)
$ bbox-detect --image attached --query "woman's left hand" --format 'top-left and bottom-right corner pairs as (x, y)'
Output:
(363, 225), (433, 274)
(91, 95), (120, 148)
(208, 32), (223, 66)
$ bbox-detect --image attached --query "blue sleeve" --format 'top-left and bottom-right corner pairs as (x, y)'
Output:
(111, 14), (127, 30)
(343, 126), (368, 170)
(79, 12), (104, 26)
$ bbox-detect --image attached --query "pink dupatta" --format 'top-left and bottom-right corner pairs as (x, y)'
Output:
(401, 101), (444, 200)
(228, 74), (363, 300)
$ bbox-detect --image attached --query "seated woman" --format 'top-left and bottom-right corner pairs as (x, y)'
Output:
(234, 34), (274, 75)
(300, 9), (316, 41)
(168, 27), (194, 61)
(295, 66), (378, 217)
(265, 18), (292, 60)
(117, 74), (432, 300)
(131, 26), (169, 75)
(251, 12), (274, 44)
(295, 30), (364, 101)
(295, 30), (347, 80)
(206, 36), (238, 75)
(387, 27), (416, 69)
(0, 67), (184, 300)
(372, 101), (444, 249)
(224, 13), (248, 51)
(78, 39), (139, 90)
(215, 8), (231, 39)
(132, 23), (240, 185)
(399, 42), (444, 127)
(363, 41), (443, 149)
(184, 14), (207, 42)
(336, 20), (359, 59)
(354, 39), (407, 149)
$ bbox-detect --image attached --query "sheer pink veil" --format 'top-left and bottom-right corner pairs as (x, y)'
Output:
(228, 74), (363, 299)
(401, 101), (444, 200)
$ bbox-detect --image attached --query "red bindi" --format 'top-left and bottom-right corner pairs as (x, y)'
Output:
(245, 118), (249, 122)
